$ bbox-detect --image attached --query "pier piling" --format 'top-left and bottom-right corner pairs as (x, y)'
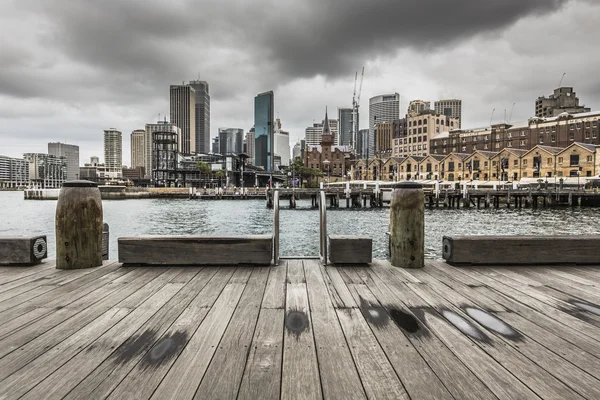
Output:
(390, 182), (424, 269)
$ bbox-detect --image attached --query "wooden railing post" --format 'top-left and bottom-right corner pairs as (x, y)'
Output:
(390, 182), (424, 268)
(56, 180), (103, 269)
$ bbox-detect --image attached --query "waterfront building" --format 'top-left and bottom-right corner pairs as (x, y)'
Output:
(431, 111), (600, 156)
(463, 151), (497, 181)
(0, 155), (28, 188)
(245, 129), (255, 165)
(490, 148), (527, 181)
(254, 91), (274, 171)
(439, 153), (470, 181)
(145, 121), (181, 178)
(536, 87), (590, 118)
(403, 111), (458, 157)
(170, 84), (196, 154)
(555, 142), (597, 178)
(103, 129), (122, 178)
(434, 99), (462, 128)
(188, 80), (210, 154)
(520, 145), (563, 179)
(23, 153), (67, 188)
(218, 128), (244, 155)
(381, 157), (405, 181)
(273, 118), (291, 167)
(407, 100), (430, 117)
(369, 93), (399, 158)
(122, 166), (145, 183)
(338, 107), (354, 146)
(367, 158), (385, 181)
(398, 155), (425, 181)
(48, 142), (79, 181)
(418, 154), (445, 180)
(152, 130), (179, 186)
(130, 130), (145, 170)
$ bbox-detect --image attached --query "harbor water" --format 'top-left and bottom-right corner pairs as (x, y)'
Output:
(1, 191), (599, 260)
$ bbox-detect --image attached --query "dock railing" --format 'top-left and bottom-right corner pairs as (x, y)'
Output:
(273, 189), (279, 265)
(319, 189), (327, 264)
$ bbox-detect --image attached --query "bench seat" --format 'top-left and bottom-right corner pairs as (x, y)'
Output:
(329, 235), (372, 264)
(0, 235), (48, 265)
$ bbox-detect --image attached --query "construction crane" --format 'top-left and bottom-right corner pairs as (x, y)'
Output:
(351, 67), (364, 156)
(558, 72), (566, 88)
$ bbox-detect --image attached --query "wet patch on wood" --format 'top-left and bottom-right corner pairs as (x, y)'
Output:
(440, 308), (491, 344)
(359, 296), (389, 328)
(285, 310), (309, 339)
(464, 307), (523, 341)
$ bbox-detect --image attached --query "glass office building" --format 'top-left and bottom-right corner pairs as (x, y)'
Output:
(254, 91), (274, 171)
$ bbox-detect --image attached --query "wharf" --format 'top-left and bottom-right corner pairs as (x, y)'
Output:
(1, 259), (600, 399)
(426, 189), (600, 208)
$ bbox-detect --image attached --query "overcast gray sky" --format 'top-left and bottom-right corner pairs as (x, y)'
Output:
(1, 0), (599, 166)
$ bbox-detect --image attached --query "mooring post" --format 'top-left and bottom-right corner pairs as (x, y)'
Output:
(55, 180), (103, 269)
(390, 182), (424, 268)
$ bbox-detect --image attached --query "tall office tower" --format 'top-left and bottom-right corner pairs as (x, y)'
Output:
(273, 118), (291, 167)
(170, 84), (196, 154)
(338, 107), (354, 146)
(130, 129), (146, 169)
(188, 80), (210, 153)
(434, 99), (462, 128)
(47, 142), (79, 181)
(103, 129), (122, 175)
(356, 129), (370, 160)
(212, 137), (220, 154)
(218, 128), (244, 154)
(292, 142), (301, 160)
(145, 121), (181, 178)
(245, 129), (255, 165)
(254, 91), (274, 171)
(369, 93), (399, 157)
(407, 100), (431, 117)
(535, 87), (590, 117)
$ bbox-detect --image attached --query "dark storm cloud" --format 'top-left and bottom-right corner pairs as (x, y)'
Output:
(14, 0), (569, 98)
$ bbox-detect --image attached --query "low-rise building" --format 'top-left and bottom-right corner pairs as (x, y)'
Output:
(0, 155), (29, 188)
(463, 151), (497, 181)
(439, 153), (469, 182)
(520, 145), (563, 179)
(398, 156), (425, 181)
(418, 154), (445, 180)
(490, 149), (528, 181)
(23, 153), (67, 188)
(555, 142), (597, 178)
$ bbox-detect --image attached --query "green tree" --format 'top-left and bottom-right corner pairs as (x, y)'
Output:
(215, 170), (226, 187)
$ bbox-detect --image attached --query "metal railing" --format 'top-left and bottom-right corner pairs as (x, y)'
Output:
(319, 190), (327, 264)
(273, 189), (279, 265)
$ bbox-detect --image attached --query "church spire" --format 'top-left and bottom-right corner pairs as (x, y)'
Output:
(322, 106), (331, 136)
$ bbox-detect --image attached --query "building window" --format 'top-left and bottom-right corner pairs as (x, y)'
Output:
(418, 120), (422, 125)
(551, 135), (556, 143)
(513, 159), (518, 166)
(547, 158), (552, 165)
(418, 128), (422, 134)
(585, 132), (591, 139)
(492, 160), (497, 167)
(495, 143), (500, 149)
(558, 157), (563, 163)
(423, 144), (427, 150)
(558, 171), (563, 177)
(523, 172), (528, 177)
(569, 132), (574, 141)
(593, 130), (598, 139)
(423, 126), (427, 133)
(539, 135), (544, 144)
(462, 146), (466, 152)
(587, 155), (593, 162)
(484, 136), (489, 141)
(523, 160), (528, 167)
(484, 144), (488, 149)
(507, 141), (512, 147)
(521, 131), (526, 136)
(484, 161), (488, 167)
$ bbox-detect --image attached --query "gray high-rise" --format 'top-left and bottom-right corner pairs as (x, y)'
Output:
(338, 107), (354, 146)
(170, 85), (196, 154)
(189, 80), (210, 154)
(218, 128), (244, 154)
(369, 93), (399, 158)
(48, 142), (79, 181)
(254, 91), (274, 171)
(103, 129), (122, 174)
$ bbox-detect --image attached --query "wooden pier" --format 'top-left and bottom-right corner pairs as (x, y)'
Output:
(1, 258), (600, 399)
(267, 188), (385, 209)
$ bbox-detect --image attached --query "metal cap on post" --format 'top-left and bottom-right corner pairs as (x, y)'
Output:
(55, 180), (103, 269)
(390, 181), (424, 268)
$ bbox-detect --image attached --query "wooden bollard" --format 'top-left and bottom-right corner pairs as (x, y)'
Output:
(55, 180), (103, 269)
(390, 182), (424, 268)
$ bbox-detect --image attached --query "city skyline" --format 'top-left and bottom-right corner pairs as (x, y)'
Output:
(1, 1), (600, 167)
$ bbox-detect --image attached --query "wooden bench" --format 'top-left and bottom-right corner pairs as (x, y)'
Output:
(443, 235), (600, 266)
(329, 235), (372, 264)
(118, 235), (273, 265)
(0, 235), (48, 265)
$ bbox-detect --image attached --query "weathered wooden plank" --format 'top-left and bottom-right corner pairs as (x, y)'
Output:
(281, 261), (322, 400)
(407, 281), (585, 400)
(0, 235), (48, 265)
(443, 235), (600, 265)
(0, 260), (55, 282)
(0, 263), (59, 295)
(328, 235), (372, 264)
(363, 264), (498, 400)
(321, 264), (356, 308)
(194, 267), (270, 399)
(149, 268), (251, 400)
(303, 259), (367, 400)
(336, 308), (409, 399)
(107, 268), (235, 400)
(261, 262), (287, 309)
(63, 268), (217, 400)
(340, 267), (452, 400)
(20, 281), (187, 400)
(237, 308), (284, 400)
(119, 235), (273, 265)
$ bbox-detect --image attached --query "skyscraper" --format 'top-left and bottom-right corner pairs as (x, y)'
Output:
(145, 121), (181, 178)
(338, 107), (354, 146)
(130, 129), (145, 169)
(434, 99), (462, 128)
(273, 118), (291, 167)
(369, 93), (399, 158)
(188, 80), (210, 154)
(218, 128), (244, 154)
(245, 129), (255, 166)
(170, 85), (196, 154)
(48, 142), (79, 181)
(254, 91), (274, 171)
(103, 129), (122, 176)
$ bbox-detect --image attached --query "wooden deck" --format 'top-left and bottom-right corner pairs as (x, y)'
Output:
(1, 259), (600, 399)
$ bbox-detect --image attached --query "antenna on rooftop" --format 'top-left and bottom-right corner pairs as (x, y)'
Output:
(489, 109), (495, 125)
(508, 103), (515, 123)
(558, 72), (566, 88)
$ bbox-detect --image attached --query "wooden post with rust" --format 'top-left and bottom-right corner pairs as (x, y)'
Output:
(55, 180), (103, 269)
(390, 182), (424, 268)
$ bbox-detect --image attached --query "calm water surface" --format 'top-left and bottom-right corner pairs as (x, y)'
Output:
(1, 191), (599, 259)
